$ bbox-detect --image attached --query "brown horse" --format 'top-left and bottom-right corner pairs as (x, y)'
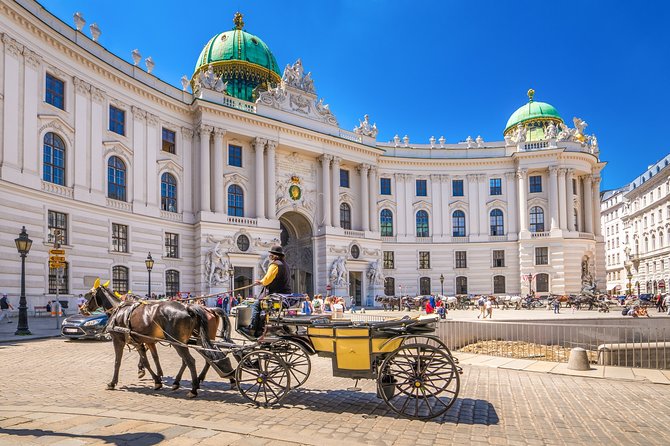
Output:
(83, 280), (218, 398)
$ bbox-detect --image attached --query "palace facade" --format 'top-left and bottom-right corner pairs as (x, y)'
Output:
(0, 1), (605, 308)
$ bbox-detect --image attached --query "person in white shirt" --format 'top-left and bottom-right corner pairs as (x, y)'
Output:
(483, 297), (493, 319)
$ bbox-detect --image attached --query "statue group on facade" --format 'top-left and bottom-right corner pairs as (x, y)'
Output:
(281, 59), (315, 94)
(330, 256), (348, 287)
(204, 241), (230, 286)
(353, 114), (378, 138)
(366, 259), (385, 286)
(193, 64), (228, 94)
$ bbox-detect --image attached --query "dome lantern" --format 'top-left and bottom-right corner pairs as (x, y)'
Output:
(503, 89), (563, 141)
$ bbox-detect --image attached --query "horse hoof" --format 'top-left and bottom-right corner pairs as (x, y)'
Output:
(171, 384), (180, 391)
(106, 384), (115, 390)
(138, 370), (146, 379)
(154, 383), (163, 390)
(187, 391), (197, 398)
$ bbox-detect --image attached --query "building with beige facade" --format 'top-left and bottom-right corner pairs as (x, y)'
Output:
(0, 1), (605, 309)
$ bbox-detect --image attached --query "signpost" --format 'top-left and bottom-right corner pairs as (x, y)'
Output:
(49, 232), (66, 329)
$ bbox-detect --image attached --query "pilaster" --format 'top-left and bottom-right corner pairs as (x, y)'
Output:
(566, 168), (575, 231)
(73, 77), (91, 197)
(254, 137), (267, 219)
(331, 156), (341, 228)
(319, 154), (332, 227)
(198, 124), (213, 212)
(266, 140), (278, 219)
(558, 168), (567, 230)
(549, 166), (559, 231)
(1, 34), (23, 181)
(22, 47), (41, 178)
(583, 175), (594, 234)
(213, 128), (226, 213)
(368, 166), (378, 232)
(358, 163), (370, 231)
(517, 169), (529, 234)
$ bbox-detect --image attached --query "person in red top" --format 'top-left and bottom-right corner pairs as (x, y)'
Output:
(425, 300), (434, 314)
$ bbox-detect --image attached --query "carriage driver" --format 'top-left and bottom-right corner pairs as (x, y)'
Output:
(245, 245), (292, 337)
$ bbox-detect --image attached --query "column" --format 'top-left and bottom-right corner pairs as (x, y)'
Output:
(319, 154), (332, 227)
(549, 166), (559, 230)
(517, 169), (528, 232)
(396, 174), (407, 235)
(198, 124), (213, 212)
(254, 137), (266, 219)
(358, 164), (370, 231)
(181, 127), (194, 214)
(505, 172), (517, 235)
(266, 140), (277, 219)
(213, 128), (226, 213)
(441, 175), (450, 236)
(431, 174), (443, 236)
(331, 157), (341, 228)
(466, 174), (479, 235)
(22, 48), (41, 176)
(146, 114), (160, 208)
(478, 175), (488, 235)
(73, 77), (91, 193)
(131, 106), (146, 205)
(405, 174), (414, 235)
(593, 175), (602, 236)
(566, 169), (575, 231)
(368, 167), (378, 232)
(1, 35), (22, 175)
(583, 175), (594, 234)
(558, 168), (567, 230)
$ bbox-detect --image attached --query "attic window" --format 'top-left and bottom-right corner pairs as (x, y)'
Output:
(221, 35), (228, 41)
(251, 38), (258, 45)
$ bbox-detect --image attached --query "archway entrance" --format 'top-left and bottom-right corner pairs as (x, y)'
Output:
(279, 211), (314, 295)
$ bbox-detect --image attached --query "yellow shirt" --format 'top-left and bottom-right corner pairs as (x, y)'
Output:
(260, 263), (279, 286)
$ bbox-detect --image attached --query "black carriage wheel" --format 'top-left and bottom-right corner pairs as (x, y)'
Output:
(235, 350), (291, 407)
(270, 340), (311, 388)
(378, 343), (460, 420)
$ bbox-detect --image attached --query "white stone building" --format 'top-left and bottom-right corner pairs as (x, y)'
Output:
(0, 1), (605, 309)
(602, 154), (670, 296)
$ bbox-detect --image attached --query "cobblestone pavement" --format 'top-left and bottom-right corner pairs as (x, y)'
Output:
(1, 339), (669, 445)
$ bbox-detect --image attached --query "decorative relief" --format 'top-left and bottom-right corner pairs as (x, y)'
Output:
(41, 180), (73, 199)
(130, 106), (146, 120)
(91, 87), (105, 103)
(2, 34), (23, 58)
(39, 118), (74, 146)
(328, 245), (348, 254)
(23, 48), (41, 69)
(181, 127), (194, 139)
(192, 64), (228, 94)
(198, 124), (213, 136)
(146, 113), (160, 126)
(73, 77), (91, 95)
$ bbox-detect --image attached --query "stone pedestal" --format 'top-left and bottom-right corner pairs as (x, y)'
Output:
(331, 284), (348, 298)
(367, 284), (384, 307)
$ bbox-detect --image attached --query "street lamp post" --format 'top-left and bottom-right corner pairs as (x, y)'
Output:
(439, 274), (444, 296)
(627, 271), (633, 297)
(14, 226), (33, 336)
(228, 266), (235, 296)
(145, 253), (154, 298)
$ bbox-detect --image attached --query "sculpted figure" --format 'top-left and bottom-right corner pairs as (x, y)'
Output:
(354, 114), (378, 138)
(557, 122), (573, 141)
(545, 121), (557, 139)
(205, 242), (229, 286)
(572, 117), (588, 143)
(513, 123), (526, 144)
(330, 256), (348, 286)
(367, 260), (385, 286)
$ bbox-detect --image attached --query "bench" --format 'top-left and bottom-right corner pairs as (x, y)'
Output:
(34, 306), (48, 317)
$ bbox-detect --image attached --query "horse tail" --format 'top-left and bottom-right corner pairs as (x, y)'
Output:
(188, 305), (218, 360)
(209, 307), (232, 342)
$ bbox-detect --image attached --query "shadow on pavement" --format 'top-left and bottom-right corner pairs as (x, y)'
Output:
(0, 427), (165, 445)
(120, 379), (499, 425)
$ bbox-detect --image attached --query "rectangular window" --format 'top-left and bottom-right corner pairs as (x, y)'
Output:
(572, 178), (577, 194)
(48, 210), (68, 245)
(419, 251), (430, 269)
(493, 276), (506, 294)
(452, 179), (464, 196)
(162, 128), (176, 154)
(45, 74), (65, 110)
(384, 277), (395, 296)
(380, 178), (392, 195)
(228, 145), (242, 167)
(529, 175), (542, 193)
(492, 250), (505, 268)
(535, 247), (549, 265)
(383, 251), (395, 269)
(416, 179), (427, 197)
(49, 262), (69, 294)
(489, 178), (502, 195)
(340, 169), (350, 188)
(455, 251), (467, 268)
(109, 105), (125, 135)
(165, 232), (179, 258)
(111, 223), (128, 253)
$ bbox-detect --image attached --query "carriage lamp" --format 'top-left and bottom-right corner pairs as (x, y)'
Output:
(145, 253), (154, 298)
(439, 274), (444, 296)
(14, 226), (32, 335)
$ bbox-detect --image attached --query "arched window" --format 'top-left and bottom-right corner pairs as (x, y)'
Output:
(490, 209), (504, 236)
(161, 173), (178, 212)
(529, 206), (545, 232)
(493, 275), (506, 294)
(452, 210), (466, 237)
(107, 156), (126, 201)
(43, 132), (66, 185)
(228, 184), (244, 217)
(652, 234), (657, 251)
(112, 266), (129, 294)
(574, 209), (579, 231)
(416, 210), (429, 237)
(380, 209), (394, 236)
(165, 270), (180, 297)
(384, 277), (395, 296)
(340, 203), (352, 229)
(645, 237), (649, 253)
(456, 276), (468, 295)
(535, 273), (549, 293)
(419, 277), (431, 295)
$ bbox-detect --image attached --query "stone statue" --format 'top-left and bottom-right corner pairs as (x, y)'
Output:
(476, 135), (484, 148)
(353, 114), (378, 138)
(204, 242), (229, 286)
(466, 136), (474, 148)
(590, 134), (599, 152)
(195, 64), (228, 94)
(545, 121), (557, 139)
(281, 59), (316, 93)
(439, 136), (446, 147)
(573, 117), (588, 140)
(513, 123), (526, 144)
(330, 256), (348, 287)
(367, 260), (385, 286)
(393, 134), (401, 147)
(429, 136), (436, 147)
(403, 135), (409, 147)
(557, 122), (573, 141)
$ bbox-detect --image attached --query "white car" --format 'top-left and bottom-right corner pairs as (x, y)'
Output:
(230, 299), (255, 316)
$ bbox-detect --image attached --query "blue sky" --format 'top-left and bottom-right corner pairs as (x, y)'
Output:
(38, 0), (670, 191)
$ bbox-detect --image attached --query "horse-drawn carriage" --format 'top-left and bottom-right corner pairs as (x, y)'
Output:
(84, 282), (462, 420)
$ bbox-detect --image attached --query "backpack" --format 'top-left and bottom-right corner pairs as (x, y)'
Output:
(313, 299), (321, 308)
(0, 297), (8, 309)
(621, 306), (629, 316)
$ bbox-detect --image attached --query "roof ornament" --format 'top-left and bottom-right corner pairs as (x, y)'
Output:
(233, 12), (244, 30)
(73, 12), (85, 31)
(527, 88), (535, 102)
(281, 59), (316, 94)
(353, 114), (378, 138)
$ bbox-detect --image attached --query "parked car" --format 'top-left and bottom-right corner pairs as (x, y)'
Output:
(230, 298), (256, 316)
(60, 311), (109, 340)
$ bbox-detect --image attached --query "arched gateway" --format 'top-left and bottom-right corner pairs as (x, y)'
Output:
(279, 211), (314, 295)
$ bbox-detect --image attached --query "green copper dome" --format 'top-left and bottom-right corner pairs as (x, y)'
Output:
(504, 89), (563, 139)
(192, 13), (281, 102)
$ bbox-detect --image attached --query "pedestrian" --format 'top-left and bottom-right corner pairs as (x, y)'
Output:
(437, 302), (446, 319)
(302, 295), (313, 315)
(429, 294), (436, 310)
(313, 294), (323, 314)
(552, 298), (560, 314)
(332, 298), (344, 318)
(664, 294), (670, 315)
(0, 293), (14, 323)
(476, 295), (486, 319)
(484, 296), (493, 319)
(425, 299), (434, 314)
(656, 293), (664, 312)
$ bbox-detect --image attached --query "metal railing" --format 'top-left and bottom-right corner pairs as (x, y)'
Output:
(438, 320), (670, 370)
